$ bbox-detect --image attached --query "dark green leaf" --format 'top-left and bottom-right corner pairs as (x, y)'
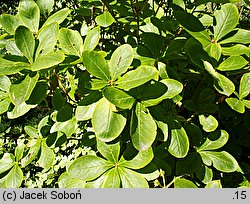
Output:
(15, 26), (35, 63)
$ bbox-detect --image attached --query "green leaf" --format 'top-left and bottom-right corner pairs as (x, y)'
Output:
(9, 73), (39, 106)
(21, 139), (41, 167)
(6, 40), (23, 56)
(50, 117), (77, 137)
(37, 0), (54, 16)
(7, 102), (36, 119)
(120, 147), (154, 169)
(0, 153), (15, 174)
(116, 65), (158, 91)
(243, 99), (250, 109)
(219, 29), (250, 44)
(100, 168), (121, 188)
(118, 167), (149, 188)
(196, 165), (213, 184)
(186, 30), (211, 48)
(130, 103), (157, 151)
(199, 114), (218, 132)
(143, 79), (183, 106)
(204, 151), (238, 172)
(221, 44), (250, 56)
(18, 0), (40, 32)
(68, 155), (113, 181)
(167, 118), (189, 158)
(109, 44), (134, 80)
(43, 8), (70, 27)
(82, 50), (110, 81)
(83, 26), (100, 51)
(206, 43), (221, 61)
(97, 139), (120, 163)
(37, 141), (55, 171)
(0, 58), (30, 75)
(75, 91), (102, 121)
(205, 180), (222, 188)
(32, 51), (65, 71)
(198, 130), (229, 151)
(217, 56), (248, 71)
(0, 14), (22, 35)
(225, 98), (245, 113)
(103, 87), (135, 109)
(15, 26), (35, 63)
(15, 140), (26, 162)
(24, 125), (39, 138)
(214, 73), (235, 96)
(239, 73), (250, 99)
(0, 98), (11, 115)
(92, 98), (126, 142)
(95, 11), (115, 27)
(129, 81), (167, 101)
(5, 164), (23, 188)
(174, 178), (198, 188)
(58, 172), (86, 188)
(58, 28), (83, 57)
(36, 22), (59, 57)
(0, 75), (11, 92)
(214, 3), (239, 41)
(203, 60), (219, 79)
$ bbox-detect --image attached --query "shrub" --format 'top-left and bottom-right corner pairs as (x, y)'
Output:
(0, 0), (249, 188)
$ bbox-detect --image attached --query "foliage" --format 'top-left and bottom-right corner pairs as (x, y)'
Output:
(0, 0), (250, 188)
